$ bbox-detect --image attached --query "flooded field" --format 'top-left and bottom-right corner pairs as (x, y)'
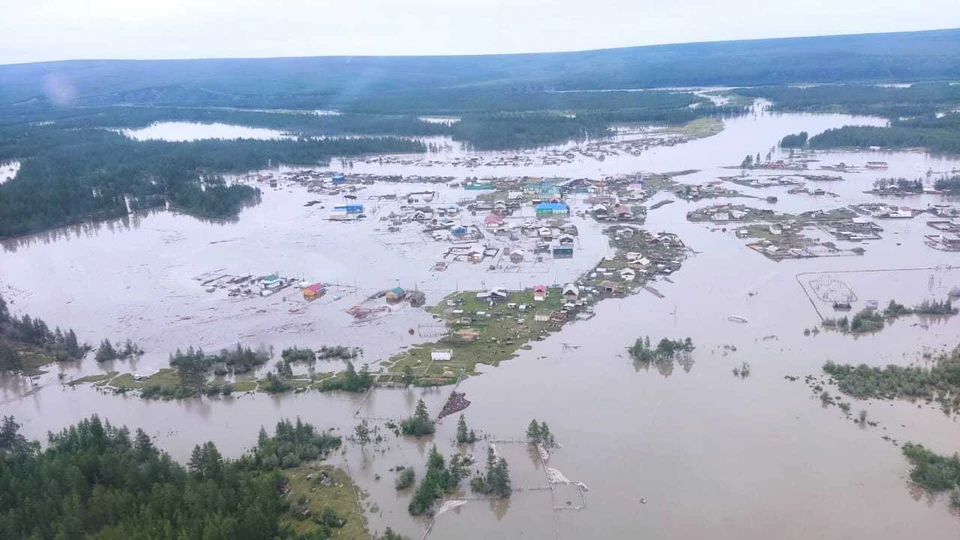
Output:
(3, 104), (960, 539)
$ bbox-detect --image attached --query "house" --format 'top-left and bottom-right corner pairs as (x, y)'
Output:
(452, 226), (468, 237)
(385, 287), (407, 303)
(619, 268), (636, 282)
(562, 224), (579, 236)
(484, 214), (504, 229)
(563, 284), (580, 302)
(534, 312), (551, 322)
(536, 202), (570, 217)
(331, 173), (346, 185)
(612, 205), (633, 220)
(538, 227), (553, 239)
(552, 245), (573, 259)
(533, 285), (548, 301)
(261, 273), (283, 289)
(490, 289), (509, 302)
(510, 250), (524, 263)
(331, 204), (364, 221)
(769, 224), (783, 235)
(630, 257), (651, 269)
(303, 283), (326, 300)
(559, 234), (574, 245)
(431, 349), (453, 361)
(600, 280), (619, 294)
(549, 310), (568, 323)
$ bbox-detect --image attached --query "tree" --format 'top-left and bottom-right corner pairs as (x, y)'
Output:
(526, 419), (541, 444)
(741, 154), (754, 168)
(0, 341), (21, 372)
(400, 399), (435, 437)
(354, 420), (371, 450)
(0, 293), (8, 323)
(456, 414), (476, 444)
(470, 446), (511, 498)
(95, 339), (118, 362)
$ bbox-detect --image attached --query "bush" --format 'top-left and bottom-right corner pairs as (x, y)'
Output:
(395, 467), (415, 490)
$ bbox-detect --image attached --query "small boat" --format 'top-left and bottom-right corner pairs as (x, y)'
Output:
(727, 316), (748, 324)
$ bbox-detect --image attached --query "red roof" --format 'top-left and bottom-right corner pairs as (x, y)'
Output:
(533, 285), (548, 293)
(305, 283), (325, 293)
(484, 214), (504, 224)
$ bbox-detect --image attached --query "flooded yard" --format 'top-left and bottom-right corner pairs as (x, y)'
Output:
(2, 104), (960, 539)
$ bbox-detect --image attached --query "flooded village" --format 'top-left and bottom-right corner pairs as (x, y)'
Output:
(3, 100), (960, 540)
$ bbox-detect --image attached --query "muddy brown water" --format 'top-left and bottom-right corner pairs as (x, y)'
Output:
(2, 105), (960, 539)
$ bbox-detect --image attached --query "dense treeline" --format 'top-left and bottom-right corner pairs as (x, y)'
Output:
(809, 125), (960, 154)
(822, 347), (960, 411)
(0, 125), (424, 238)
(4, 29), (960, 107)
(935, 175), (960, 194)
(170, 344), (271, 389)
(0, 292), (87, 371)
(0, 415), (348, 539)
(737, 83), (960, 118)
(745, 84), (960, 154)
(0, 104), (451, 137)
(779, 131), (808, 148)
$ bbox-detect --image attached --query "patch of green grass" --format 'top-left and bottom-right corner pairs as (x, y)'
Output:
(390, 289), (566, 383)
(675, 116), (724, 139)
(282, 465), (368, 539)
(67, 371), (118, 386)
(231, 379), (258, 393)
(110, 368), (181, 391)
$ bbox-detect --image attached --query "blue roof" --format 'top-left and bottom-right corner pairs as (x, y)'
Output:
(334, 204), (364, 212)
(536, 202), (569, 211)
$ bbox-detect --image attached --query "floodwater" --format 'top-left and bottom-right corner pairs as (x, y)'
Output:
(3, 104), (960, 539)
(0, 160), (19, 184)
(122, 121), (292, 141)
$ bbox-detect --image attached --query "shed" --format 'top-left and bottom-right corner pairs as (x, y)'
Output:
(620, 268), (636, 281)
(563, 284), (580, 302)
(431, 349), (453, 361)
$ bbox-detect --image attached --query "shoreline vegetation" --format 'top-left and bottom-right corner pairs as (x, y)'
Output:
(0, 292), (130, 375)
(822, 347), (960, 413)
(0, 415), (373, 539)
(822, 298), (957, 335)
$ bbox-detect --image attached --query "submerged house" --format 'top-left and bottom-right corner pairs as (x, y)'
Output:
(331, 204), (364, 221)
(484, 214), (505, 229)
(552, 245), (573, 259)
(563, 284), (580, 303)
(536, 202), (570, 217)
(303, 283), (326, 300)
(386, 287), (407, 303)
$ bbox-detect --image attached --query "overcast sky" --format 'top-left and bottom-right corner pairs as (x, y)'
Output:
(3, 0), (959, 65)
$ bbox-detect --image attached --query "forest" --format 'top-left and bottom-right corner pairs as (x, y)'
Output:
(0, 415), (354, 539)
(3, 29), (959, 108)
(0, 125), (424, 238)
(744, 84), (960, 154)
(0, 292), (87, 372)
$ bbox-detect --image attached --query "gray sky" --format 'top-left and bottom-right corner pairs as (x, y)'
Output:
(3, 0), (959, 65)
